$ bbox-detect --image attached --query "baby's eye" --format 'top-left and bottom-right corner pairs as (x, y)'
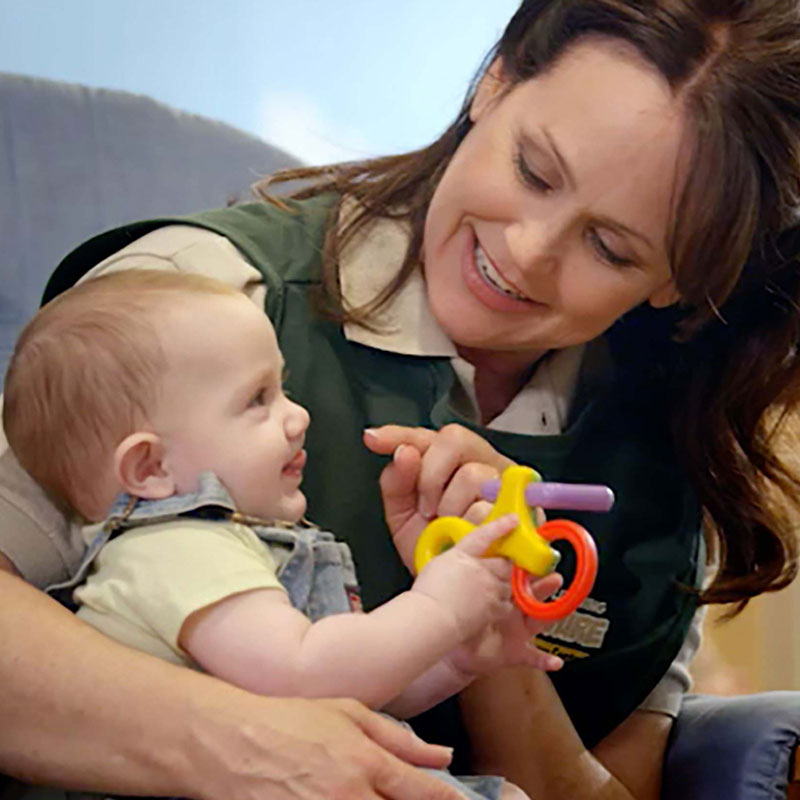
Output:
(248, 387), (268, 408)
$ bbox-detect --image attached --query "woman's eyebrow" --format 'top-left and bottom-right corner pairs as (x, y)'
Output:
(537, 125), (655, 252)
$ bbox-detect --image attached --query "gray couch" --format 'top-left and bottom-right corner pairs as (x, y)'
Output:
(1, 71), (799, 800)
(0, 71), (298, 385)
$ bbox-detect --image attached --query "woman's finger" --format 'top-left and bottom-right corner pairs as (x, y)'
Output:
(363, 425), (438, 456)
(378, 445), (425, 569)
(414, 425), (513, 519)
(335, 698), (454, 770)
(378, 445), (423, 532)
(365, 424), (513, 521)
(437, 462), (500, 519)
(463, 500), (493, 526)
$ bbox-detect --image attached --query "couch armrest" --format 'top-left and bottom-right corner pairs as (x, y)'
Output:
(662, 693), (800, 800)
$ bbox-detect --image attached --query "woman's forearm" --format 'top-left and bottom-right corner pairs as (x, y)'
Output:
(459, 667), (668, 800)
(0, 570), (463, 800)
(0, 569), (203, 793)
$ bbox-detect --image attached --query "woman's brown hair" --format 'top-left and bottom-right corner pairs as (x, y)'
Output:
(257, 0), (800, 610)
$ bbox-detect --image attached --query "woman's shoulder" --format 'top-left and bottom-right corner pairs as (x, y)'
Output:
(45, 193), (340, 304)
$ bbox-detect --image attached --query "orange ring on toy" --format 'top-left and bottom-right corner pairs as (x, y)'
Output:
(511, 519), (598, 621)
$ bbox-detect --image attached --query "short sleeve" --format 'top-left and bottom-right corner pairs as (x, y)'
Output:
(80, 224), (267, 308)
(637, 607), (705, 717)
(74, 519), (285, 658)
(0, 441), (85, 587)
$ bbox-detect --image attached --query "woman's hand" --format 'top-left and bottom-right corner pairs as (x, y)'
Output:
(365, 424), (512, 570)
(194, 694), (465, 800)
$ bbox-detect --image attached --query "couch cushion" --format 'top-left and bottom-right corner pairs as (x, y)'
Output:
(0, 71), (298, 384)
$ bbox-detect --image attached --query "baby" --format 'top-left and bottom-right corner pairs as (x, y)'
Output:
(3, 270), (560, 800)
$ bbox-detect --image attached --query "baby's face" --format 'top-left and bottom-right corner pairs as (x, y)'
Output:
(151, 293), (310, 522)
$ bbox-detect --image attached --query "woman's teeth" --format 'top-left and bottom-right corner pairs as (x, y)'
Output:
(474, 245), (528, 301)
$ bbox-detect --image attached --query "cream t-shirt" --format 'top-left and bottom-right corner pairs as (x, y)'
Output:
(75, 518), (285, 666)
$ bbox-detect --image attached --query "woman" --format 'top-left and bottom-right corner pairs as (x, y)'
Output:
(4, 1), (800, 798)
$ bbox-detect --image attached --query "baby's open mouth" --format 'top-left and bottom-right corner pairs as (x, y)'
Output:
(282, 449), (307, 475)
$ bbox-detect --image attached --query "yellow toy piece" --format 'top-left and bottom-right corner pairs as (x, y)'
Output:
(414, 465), (560, 576)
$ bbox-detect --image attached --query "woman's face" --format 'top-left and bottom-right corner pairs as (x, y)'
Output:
(423, 39), (688, 362)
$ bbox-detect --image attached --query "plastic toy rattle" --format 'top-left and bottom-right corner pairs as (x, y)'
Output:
(414, 465), (610, 621)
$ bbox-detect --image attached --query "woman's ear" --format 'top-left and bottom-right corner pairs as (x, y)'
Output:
(470, 57), (508, 122)
(648, 279), (682, 309)
(114, 432), (176, 500)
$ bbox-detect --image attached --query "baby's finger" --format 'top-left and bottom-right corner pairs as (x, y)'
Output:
(529, 572), (563, 601)
(454, 514), (518, 557)
(523, 643), (564, 672)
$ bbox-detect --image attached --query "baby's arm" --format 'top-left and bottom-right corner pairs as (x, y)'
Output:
(181, 516), (518, 711)
(384, 575), (564, 719)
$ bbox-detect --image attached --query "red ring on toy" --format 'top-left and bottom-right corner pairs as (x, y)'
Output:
(511, 519), (598, 621)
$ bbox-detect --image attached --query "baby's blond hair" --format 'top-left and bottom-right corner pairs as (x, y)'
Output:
(3, 270), (242, 519)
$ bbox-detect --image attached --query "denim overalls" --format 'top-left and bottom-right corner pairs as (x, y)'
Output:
(52, 473), (503, 800)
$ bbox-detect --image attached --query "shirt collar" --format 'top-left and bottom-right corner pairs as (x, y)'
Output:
(338, 200), (455, 357)
(336, 200), (586, 434)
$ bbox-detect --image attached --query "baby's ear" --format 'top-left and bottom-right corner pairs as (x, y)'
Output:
(114, 432), (175, 500)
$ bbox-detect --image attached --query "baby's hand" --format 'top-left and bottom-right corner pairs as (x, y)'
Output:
(411, 514), (518, 640)
(447, 573), (564, 677)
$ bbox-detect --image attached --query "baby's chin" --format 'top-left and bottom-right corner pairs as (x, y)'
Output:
(246, 490), (307, 524)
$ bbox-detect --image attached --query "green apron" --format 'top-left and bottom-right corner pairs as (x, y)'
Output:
(46, 194), (701, 761)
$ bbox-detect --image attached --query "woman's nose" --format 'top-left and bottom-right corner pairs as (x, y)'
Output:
(505, 218), (561, 280)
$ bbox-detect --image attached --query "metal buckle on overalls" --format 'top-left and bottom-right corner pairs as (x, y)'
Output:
(102, 495), (138, 538)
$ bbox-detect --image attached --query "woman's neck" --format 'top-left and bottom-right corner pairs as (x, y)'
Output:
(457, 346), (549, 426)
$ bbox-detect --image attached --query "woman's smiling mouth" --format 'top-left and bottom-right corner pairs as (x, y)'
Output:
(461, 233), (542, 314)
(474, 243), (528, 301)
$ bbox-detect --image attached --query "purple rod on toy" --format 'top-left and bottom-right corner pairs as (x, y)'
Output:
(481, 480), (615, 512)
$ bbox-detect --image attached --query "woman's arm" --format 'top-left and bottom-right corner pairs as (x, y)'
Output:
(0, 563), (462, 800)
(459, 667), (671, 800)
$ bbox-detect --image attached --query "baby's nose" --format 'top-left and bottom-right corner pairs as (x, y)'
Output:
(286, 401), (310, 437)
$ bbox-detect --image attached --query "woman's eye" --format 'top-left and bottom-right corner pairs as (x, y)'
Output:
(588, 228), (634, 268)
(514, 152), (552, 193)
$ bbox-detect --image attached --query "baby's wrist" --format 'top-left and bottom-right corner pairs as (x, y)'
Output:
(442, 646), (481, 683)
(406, 586), (464, 642)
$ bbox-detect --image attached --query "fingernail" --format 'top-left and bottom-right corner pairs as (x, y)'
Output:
(363, 427), (378, 439)
(418, 499), (434, 520)
(393, 444), (407, 461)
